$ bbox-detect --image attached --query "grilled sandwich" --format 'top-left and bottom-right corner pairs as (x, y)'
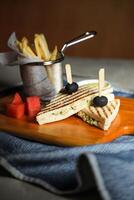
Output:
(36, 83), (114, 125)
(77, 99), (120, 130)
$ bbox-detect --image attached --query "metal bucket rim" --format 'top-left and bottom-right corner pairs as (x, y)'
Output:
(21, 51), (64, 67)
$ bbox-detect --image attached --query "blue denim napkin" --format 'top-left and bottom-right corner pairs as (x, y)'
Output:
(0, 90), (134, 200)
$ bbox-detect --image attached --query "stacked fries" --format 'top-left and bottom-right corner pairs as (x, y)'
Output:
(16, 34), (58, 61)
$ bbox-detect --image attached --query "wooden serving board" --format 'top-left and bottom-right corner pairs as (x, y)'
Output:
(0, 96), (134, 146)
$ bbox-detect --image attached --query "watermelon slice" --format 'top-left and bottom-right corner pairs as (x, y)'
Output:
(6, 92), (25, 119)
(6, 103), (25, 119)
(6, 93), (41, 120)
(26, 96), (41, 118)
(12, 92), (23, 104)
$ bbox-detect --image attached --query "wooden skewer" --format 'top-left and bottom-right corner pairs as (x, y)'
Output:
(98, 68), (105, 96)
(65, 64), (73, 84)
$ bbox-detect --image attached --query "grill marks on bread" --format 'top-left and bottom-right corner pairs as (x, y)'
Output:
(88, 100), (118, 119)
(39, 85), (99, 114)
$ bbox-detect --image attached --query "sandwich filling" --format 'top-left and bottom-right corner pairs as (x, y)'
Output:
(77, 111), (98, 126)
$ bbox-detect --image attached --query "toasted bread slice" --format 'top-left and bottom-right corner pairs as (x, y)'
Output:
(36, 83), (114, 125)
(77, 99), (120, 130)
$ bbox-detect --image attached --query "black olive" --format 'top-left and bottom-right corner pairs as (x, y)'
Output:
(65, 82), (79, 94)
(59, 87), (67, 94)
(93, 96), (108, 107)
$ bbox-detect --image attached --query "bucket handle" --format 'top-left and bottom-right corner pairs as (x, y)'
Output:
(61, 31), (97, 53)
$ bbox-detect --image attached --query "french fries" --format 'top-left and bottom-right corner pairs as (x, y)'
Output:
(21, 37), (36, 57)
(34, 36), (43, 59)
(16, 33), (58, 61)
(50, 45), (58, 61)
(21, 37), (28, 48)
(16, 37), (36, 58)
(16, 40), (23, 51)
(35, 34), (51, 61)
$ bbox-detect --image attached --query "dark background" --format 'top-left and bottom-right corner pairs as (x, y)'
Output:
(0, 0), (134, 59)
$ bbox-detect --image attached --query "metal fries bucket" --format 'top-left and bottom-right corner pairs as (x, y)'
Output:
(43, 31), (97, 93)
(45, 62), (63, 93)
(20, 63), (55, 101)
(20, 31), (96, 99)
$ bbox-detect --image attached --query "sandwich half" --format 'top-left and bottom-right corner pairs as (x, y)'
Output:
(36, 83), (114, 125)
(77, 99), (120, 130)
